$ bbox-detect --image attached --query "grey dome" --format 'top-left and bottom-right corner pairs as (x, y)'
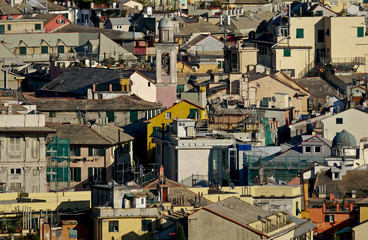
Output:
(159, 17), (173, 28)
(332, 130), (357, 148)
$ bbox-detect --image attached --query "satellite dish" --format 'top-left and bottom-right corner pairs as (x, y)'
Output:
(272, 96), (276, 102)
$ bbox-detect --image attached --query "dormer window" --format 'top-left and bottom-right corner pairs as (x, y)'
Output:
(305, 146), (311, 153)
(315, 146), (321, 152)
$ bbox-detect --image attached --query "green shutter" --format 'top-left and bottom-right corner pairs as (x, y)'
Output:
(88, 147), (93, 156)
(358, 27), (364, 37)
(142, 220), (152, 231)
(130, 111), (138, 122)
(76, 147), (81, 156)
(316, 11), (323, 16)
(19, 47), (26, 55)
(296, 28), (304, 38)
(106, 111), (115, 122)
(189, 108), (199, 119)
(41, 46), (48, 54)
(0, 25), (4, 34)
(35, 24), (41, 30)
(177, 85), (185, 93)
(88, 168), (93, 182)
(284, 48), (291, 57)
(58, 46), (65, 53)
(76, 168), (81, 182)
(100, 147), (105, 156)
(63, 167), (69, 182)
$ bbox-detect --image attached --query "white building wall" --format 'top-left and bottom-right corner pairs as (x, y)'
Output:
(322, 109), (368, 142)
(177, 148), (210, 183)
(130, 72), (157, 102)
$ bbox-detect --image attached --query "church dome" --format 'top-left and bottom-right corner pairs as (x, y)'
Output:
(332, 130), (357, 148)
(158, 17), (173, 29)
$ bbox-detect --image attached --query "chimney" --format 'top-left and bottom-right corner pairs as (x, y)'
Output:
(336, 202), (339, 212)
(322, 201), (326, 213)
(350, 202), (354, 212)
(329, 193), (334, 201)
(159, 165), (164, 177)
(92, 84), (96, 92)
(352, 190), (356, 198)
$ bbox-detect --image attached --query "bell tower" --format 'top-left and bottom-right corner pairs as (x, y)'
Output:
(155, 17), (177, 108)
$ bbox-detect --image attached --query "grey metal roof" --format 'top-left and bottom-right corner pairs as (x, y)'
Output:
(107, 17), (132, 26)
(0, 32), (98, 49)
(204, 197), (272, 226)
(288, 216), (316, 237)
(0, 2), (22, 15)
(91, 124), (134, 143)
(46, 123), (112, 145)
(26, 96), (162, 112)
(40, 68), (134, 95)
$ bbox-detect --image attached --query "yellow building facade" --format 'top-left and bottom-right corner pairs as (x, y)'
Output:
(0, 192), (91, 217)
(93, 208), (160, 240)
(145, 100), (208, 161)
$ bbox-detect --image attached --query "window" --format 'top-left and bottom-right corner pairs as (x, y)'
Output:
(10, 183), (21, 192)
(88, 167), (106, 182)
(284, 48), (291, 57)
(142, 220), (152, 231)
(336, 118), (343, 124)
(7, 24), (11, 31)
(41, 46), (48, 54)
(296, 28), (304, 38)
(358, 27), (364, 38)
(259, 46), (268, 55)
(19, 47), (26, 55)
(165, 112), (171, 119)
(305, 146), (311, 153)
(9, 137), (21, 152)
(325, 214), (335, 222)
(49, 111), (56, 118)
(69, 229), (77, 239)
(0, 25), (4, 34)
(189, 108), (199, 119)
(106, 111), (115, 122)
(70, 167), (81, 182)
(330, 1), (337, 6)
(148, 82), (151, 87)
(88, 146), (105, 156)
(318, 30), (324, 43)
(177, 85), (185, 93)
(58, 46), (65, 53)
(316, 11), (323, 16)
(109, 220), (119, 232)
(35, 24), (41, 30)
(315, 146), (321, 153)
(70, 146), (81, 156)
(10, 168), (21, 175)
(31, 139), (39, 158)
(130, 111), (138, 122)
(56, 19), (65, 24)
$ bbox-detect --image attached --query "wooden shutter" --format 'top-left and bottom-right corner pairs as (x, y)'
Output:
(88, 147), (93, 156)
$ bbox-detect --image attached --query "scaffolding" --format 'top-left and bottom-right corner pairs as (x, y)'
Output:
(46, 136), (70, 192)
(245, 154), (326, 185)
